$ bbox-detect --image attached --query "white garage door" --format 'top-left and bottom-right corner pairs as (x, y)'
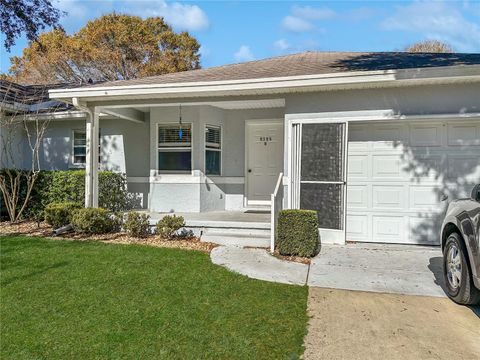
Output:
(347, 120), (480, 245)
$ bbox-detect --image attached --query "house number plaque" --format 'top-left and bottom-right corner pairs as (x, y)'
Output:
(259, 136), (273, 145)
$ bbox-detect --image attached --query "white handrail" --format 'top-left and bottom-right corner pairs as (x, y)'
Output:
(270, 172), (284, 253)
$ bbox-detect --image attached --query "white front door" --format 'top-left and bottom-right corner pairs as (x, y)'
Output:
(246, 121), (284, 205)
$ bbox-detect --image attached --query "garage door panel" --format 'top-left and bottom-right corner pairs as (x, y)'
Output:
(348, 155), (369, 179)
(409, 186), (443, 211)
(372, 215), (406, 243)
(372, 185), (404, 209)
(347, 185), (368, 209)
(348, 125), (370, 151)
(409, 216), (441, 245)
(347, 119), (479, 245)
(447, 155), (480, 182)
(372, 125), (407, 151)
(447, 123), (480, 146)
(410, 123), (442, 147)
(346, 214), (369, 240)
(372, 155), (404, 179)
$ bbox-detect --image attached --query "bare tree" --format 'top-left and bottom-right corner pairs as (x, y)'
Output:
(405, 40), (454, 53)
(0, 81), (62, 222)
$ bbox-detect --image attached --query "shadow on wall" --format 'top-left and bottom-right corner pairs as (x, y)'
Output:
(394, 136), (479, 245)
(330, 53), (480, 72)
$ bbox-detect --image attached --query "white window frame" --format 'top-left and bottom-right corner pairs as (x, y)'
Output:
(157, 123), (193, 174)
(71, 129), (101, 168)
(204, 124), (222, 176)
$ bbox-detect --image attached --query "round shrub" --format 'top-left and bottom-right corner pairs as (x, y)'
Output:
(124, 212), (151, 237)
(276, 209), (320, 257)
(155, 215), (186, 239)
(44, 202), (81, 229)
(71, 208), (119, 234)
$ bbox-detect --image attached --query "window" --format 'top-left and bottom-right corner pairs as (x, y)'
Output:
(205, 125), (221, 175)
(72, 130), (87, 165)
(158, 124), (192, 172)
(72, 130), (101, 166)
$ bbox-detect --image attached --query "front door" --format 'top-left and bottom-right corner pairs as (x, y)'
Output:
(246, 121), (283, 205)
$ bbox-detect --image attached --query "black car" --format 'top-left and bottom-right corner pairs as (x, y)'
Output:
(441, 184), (480, 305)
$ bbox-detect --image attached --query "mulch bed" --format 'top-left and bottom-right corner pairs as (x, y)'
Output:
(270, 250), (311, 265)
(0, 220), (216, 253)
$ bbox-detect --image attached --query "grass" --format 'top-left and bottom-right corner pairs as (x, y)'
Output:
(0, 235), (308, 359)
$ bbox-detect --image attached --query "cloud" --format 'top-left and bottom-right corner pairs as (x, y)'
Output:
(381, 1), (480, 52)
(291, 5), (335, 20)
(234, 45), (255, 62)
(274, 39), (290, 51)
(282, 15), (314, 32)
(125, 0), (210, 31)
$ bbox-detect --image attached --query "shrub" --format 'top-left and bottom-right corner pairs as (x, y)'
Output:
(1, 169), (132, 221)
(276, 209), (320, 257)
(156, 215), (186, 239)
(44, 202), (81, 229)
(71, 208), (118, 234)
(124, 212), (151, 237)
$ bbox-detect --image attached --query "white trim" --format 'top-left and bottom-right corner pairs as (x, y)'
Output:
(204, 124), (222, 176)
(148, 174), (244, 184)
(49, 65), (480, 100)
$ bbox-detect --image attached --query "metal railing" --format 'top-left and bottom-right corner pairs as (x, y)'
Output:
(270, 172), (284, 253)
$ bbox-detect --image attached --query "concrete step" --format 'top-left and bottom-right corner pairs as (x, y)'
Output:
(201, 234), (270, 248)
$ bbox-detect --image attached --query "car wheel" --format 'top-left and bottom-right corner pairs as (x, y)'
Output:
(443, 233), (480, 305)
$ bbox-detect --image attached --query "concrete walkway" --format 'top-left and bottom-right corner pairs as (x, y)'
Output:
(210, 246), (308, 285)
(211, 243), (447, 297)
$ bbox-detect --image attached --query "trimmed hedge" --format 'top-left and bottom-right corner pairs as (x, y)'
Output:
(71, 208), (120, 234)
(44, 202), (81, 229)
(276, 209), (320, 257)
(0, 169), (132, 221)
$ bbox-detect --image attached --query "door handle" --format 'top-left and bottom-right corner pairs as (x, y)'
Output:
(248, 169), (252, 173)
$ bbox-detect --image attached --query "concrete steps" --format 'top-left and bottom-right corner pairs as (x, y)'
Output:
(186, 220), (271, 248)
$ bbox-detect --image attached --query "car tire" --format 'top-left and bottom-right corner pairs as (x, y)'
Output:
(443, 233), (480, 305)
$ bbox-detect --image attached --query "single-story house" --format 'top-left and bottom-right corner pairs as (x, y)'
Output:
(2, 51), (480, 246)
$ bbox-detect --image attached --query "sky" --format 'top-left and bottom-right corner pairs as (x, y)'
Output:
(1, 0), (480, 73)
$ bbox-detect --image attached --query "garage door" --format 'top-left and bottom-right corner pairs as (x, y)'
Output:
(347, 120), (480, 245)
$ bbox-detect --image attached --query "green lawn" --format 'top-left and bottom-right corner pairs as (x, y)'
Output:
(0, 235), (308, 359)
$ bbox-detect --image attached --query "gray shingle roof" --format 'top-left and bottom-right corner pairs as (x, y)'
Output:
(85, 51), (480, 89)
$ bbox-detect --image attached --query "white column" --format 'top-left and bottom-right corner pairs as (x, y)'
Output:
(85, 108), (99, 207)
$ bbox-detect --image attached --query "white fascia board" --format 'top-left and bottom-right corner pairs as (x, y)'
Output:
(48, 65), (480, 101)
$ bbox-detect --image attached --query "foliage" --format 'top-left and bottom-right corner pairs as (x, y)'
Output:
(8, 13), (201, 84)
(71, 208), (119, 234)
(405, 40), (454, 53)
(276, 209), (320, 257)
(1, 235), (308, 359)
(123, 212), (151, 237)
(44, 202), (80, 229)
(0, 169), (131, 220)
(0, 0), (64, 51)
(155, 215), (186, 239)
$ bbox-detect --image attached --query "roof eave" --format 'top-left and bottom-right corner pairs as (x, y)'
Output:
(48, 65), (480, 103)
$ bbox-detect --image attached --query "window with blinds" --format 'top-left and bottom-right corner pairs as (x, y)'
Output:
(72, 130), (101, 166)
(158, 124), (192, 172)
(205, 125), (221, 175)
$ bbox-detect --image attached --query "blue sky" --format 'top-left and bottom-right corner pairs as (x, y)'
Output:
(1, 0), (480, 73)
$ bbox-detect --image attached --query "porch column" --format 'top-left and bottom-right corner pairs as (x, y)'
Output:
(85, 107), (99, 208)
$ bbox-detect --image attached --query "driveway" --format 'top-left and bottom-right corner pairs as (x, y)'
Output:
(308, 243), (446, 297)
(304, 288), (480, 360)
